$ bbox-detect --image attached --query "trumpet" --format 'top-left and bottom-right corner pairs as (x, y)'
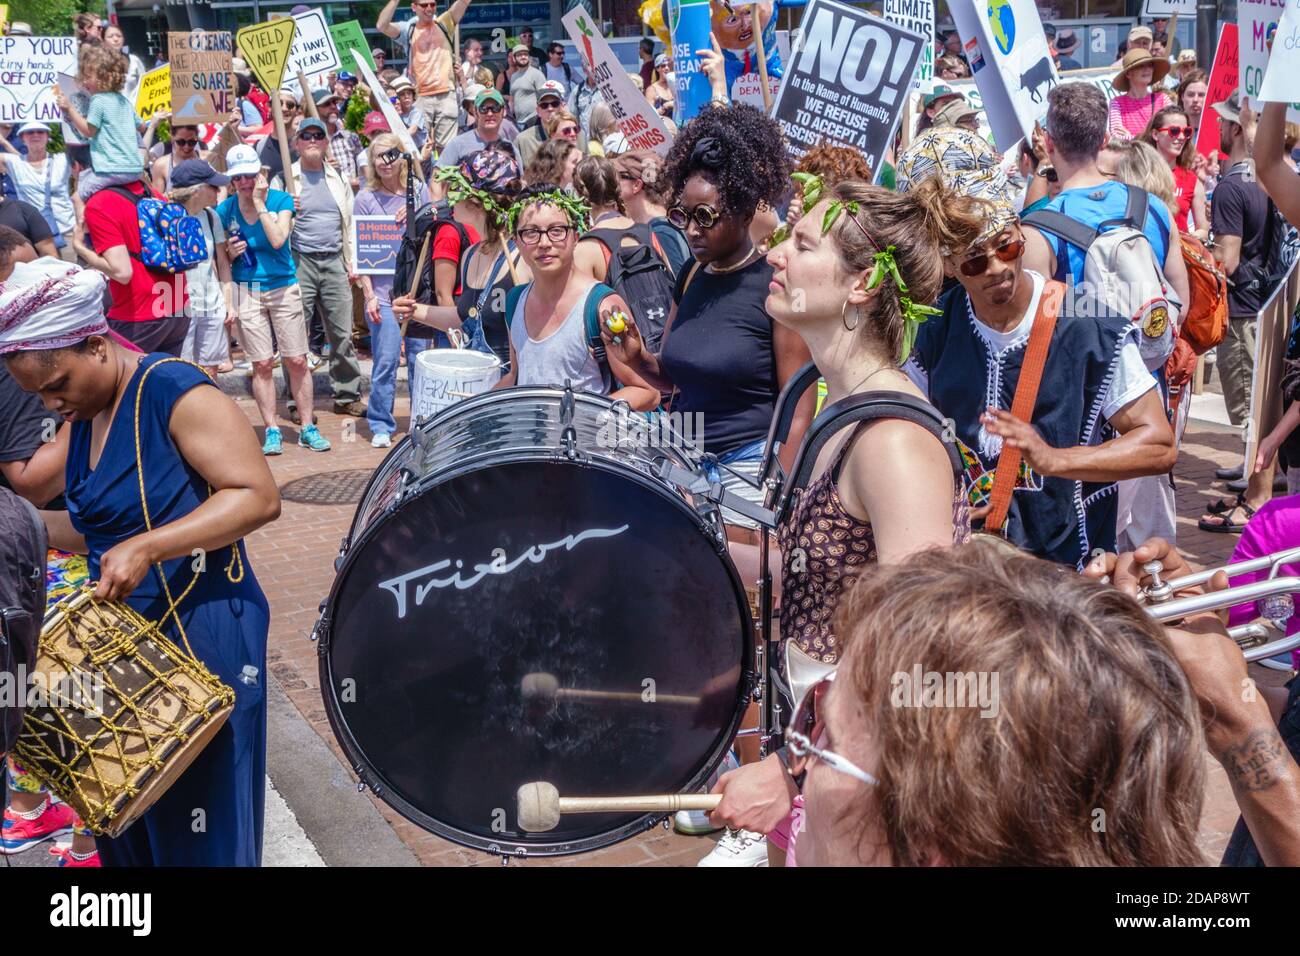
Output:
(1135, 548), (1300, 664)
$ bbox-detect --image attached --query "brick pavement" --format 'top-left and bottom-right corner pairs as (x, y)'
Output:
(239, 388), (1290, 867)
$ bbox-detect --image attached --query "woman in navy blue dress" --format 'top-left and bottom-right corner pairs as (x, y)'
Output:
(1, 259), (281, 866)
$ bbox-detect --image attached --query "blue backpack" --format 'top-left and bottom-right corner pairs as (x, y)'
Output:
(108, 183), (209, 274)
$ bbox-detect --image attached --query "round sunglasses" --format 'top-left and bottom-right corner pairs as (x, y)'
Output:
(958, 237), (1025, 277)
(667, 202), (721, 230)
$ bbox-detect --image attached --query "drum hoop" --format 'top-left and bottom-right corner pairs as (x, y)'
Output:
(319, 452), (756, 857)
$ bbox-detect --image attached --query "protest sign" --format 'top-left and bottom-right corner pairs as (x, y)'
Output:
(55, 72), (88, 145)
(1196, 23), (1237, 161)
(949, 0), (1058, 152)
(666, 0), (715, 123)
(1260, 0), (1300, 106)
(771, 0), (923, 171)
(1142, 0), (1195, 14)
(884, 0), (934, 93)
(355, 216), (404, 275)
(564, 9), (672, 155)
(168, 31), (234, 126)
(349, 50), (417, 156)
(237, 19), (296, 94)
(330, 21), (375, 75)
(135, 65), (171, 122)
(0, 35), (78, 125)
(288, 9), (340, 83)
(0, 7), (8, 31)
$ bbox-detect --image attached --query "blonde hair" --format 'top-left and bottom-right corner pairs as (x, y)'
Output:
(545, 109), (579, 139)
(363, 133), (407, 192)
(1104, 139), (1177, 210)
(79, 44), (128, 93)
(168, 184), (203, 205)
(833, 538), (1206, 866)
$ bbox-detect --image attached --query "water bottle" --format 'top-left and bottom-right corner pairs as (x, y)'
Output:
(238, 665), (260, 688)
(228, 220), (257, 271)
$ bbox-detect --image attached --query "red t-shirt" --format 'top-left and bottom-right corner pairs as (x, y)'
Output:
(1172, 165), (1196, 233)
(431, 222), (481, 296)
(84, 182), (188, 323)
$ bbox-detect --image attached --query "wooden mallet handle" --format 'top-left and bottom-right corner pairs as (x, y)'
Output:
(516, 781), (721, 832)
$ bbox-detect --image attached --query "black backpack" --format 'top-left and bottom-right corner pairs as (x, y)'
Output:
(582, 223), (676, 354)
(1223, 163), (1299, 295)
(0, 487), (46, 759)
(393, 200), (473, 314)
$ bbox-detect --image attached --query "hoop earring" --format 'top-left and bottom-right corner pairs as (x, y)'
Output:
(841, 299), (860, 332)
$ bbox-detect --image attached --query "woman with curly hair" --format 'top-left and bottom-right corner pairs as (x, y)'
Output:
(525, 138), (582, 189)
(52, 43), (144, 201)
(1138, 106), (1208, 237)
(602, 104), (815, 536)
(491, 183), (659, 410)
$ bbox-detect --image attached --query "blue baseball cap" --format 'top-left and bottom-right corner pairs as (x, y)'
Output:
(171, 159), (230, 189)
(297, 118), (328, 137)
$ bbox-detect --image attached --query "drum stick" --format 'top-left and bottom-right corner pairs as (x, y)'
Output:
(398, 233), (433, 338)
(753, 4), (773, 113)
(499, 235), (520, 285)
(517, 781), (722, 832)
(521, 672), (701, 706)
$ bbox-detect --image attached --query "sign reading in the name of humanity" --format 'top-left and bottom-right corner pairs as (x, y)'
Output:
(134, 65), (171, 121)
(564, 8), (672, 155)
(1197, 23), (1238, 160)
(1260, 0), (1300, 106)
(330, 21), (375, 75)
(771, 0), (923, 173)
(949, 0), (1058, 152)
(884, 0), (934, 94)
(354, 216), (404, 276)
(0, 35), (78, 124)
(168, 31), (234, 126)
(1241, 0), (1300, 122)
(288, 9), (340, 81)
(237, 19), (296, 94)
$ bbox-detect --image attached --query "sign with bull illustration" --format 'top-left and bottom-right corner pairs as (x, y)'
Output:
(948, 0), (1059, 152)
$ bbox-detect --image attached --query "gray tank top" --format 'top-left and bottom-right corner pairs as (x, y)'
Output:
(509, 283), (606, 393)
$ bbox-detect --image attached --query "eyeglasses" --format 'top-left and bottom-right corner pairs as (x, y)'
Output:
(958, 237), (1025, 277)
(1156, 125), (1194, 139)
(786, 674), (879, 786)
(298, 131), (326, 142)
(478, 103), (503, 114)
(173, 138), (198, 147)
(231, 173), (258, 182)
(538, 100), (561, 109)
(517, 224), (575, 245)
(557, 125), (578, 137)
(667, 203), (721, 230)
(280, 102), (298, 111)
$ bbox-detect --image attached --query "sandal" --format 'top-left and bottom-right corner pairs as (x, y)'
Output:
(1198, 494), (1256, 533)
(1204, 496), (1235, 516)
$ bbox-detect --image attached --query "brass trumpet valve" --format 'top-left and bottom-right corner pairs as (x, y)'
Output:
(1142, 560), (1175, 604)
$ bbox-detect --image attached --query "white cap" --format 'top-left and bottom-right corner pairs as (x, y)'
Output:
(15, 122), (50, 136)
(225, 144), (262, 177)
(538, 80), (565, 102)
(463, 83), (486, 103)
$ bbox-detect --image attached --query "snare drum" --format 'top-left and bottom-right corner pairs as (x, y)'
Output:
(13, 588), (235, 837)
(319, 388), (756, 857)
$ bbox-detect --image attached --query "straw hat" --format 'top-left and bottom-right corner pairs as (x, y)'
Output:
(1113, 48), (1170, 93)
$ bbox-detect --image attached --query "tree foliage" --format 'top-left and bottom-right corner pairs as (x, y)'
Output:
(9, 0), (107, 38)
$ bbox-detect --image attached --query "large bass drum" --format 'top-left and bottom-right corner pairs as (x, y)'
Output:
(318, 388), (755, 857)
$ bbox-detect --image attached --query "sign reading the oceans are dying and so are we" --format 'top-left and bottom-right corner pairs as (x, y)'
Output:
(564, 7), (672, 156)
(168, 31), (234, 126)
(770, 0), (923, 175)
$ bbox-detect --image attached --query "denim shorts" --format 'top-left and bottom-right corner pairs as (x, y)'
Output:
(702, 438), (767, 530)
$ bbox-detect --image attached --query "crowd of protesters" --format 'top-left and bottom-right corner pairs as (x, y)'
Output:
(0, 6), (1298, 874)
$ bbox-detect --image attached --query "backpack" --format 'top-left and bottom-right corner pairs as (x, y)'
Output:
(1223, 161), (1299, 296)
(1177, 231), (1229, 354)
(582, 224), (676, 355)
(0, 487), (46, 759)
(392, 200), (472, 327)
(504, 281), (618, 392)
(1023, 186), (1176, 372)
(107, 183), (209, 274)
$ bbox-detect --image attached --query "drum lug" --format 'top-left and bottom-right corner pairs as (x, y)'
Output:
(334, 536), (350, 571)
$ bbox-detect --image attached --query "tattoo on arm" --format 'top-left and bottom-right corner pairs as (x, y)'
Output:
(1223, 728), (1288, 792)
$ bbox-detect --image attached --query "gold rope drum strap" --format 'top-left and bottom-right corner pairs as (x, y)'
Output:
(131, 357), (246, 661)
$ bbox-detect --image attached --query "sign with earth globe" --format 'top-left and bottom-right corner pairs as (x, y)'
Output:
(987, 0), (1015, 55)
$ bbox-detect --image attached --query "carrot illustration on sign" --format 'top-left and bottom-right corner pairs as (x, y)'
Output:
(575, 15), (597, 68)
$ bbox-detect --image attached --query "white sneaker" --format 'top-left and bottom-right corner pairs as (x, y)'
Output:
(371, 432), (392, 448)
(675, 808), (723, 835)
(696, 829), (769, 867)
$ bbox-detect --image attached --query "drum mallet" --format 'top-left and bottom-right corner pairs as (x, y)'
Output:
(521, 672), (701, 706)
(516, 782), (722, 833)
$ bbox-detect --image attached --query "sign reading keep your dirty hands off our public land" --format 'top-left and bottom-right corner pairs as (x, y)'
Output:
(770, 0), (923, 174)
(0, 35), (78, 125)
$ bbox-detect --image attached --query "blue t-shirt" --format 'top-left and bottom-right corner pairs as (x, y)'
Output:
(86, 92), (142, 175)
(216, 191), (297, 290)
(1039, 180), (1172, 284)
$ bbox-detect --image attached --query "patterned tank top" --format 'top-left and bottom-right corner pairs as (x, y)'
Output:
(777, 425), (971, 664)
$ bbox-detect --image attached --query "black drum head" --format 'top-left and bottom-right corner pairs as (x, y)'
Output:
(321, 458), (752, 857)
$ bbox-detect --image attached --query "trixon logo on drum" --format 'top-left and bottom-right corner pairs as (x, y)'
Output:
(377, 525), (631, 619)
(49, 886), (152, 936)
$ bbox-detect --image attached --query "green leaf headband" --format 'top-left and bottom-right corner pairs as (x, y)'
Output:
(432, 166), (505, 225)
(766, 172), (827, 247)
(504, 189), (591, 236)
(823, 201), (941, 364)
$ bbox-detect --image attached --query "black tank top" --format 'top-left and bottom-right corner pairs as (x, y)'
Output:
(455, 242), (517, 366)
(659, 255), (776, 455)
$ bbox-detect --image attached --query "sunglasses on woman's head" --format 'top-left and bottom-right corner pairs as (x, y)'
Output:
(786, 673), (878, 786)
(958, 237), (1025, 277)
(667, 202), (720, 230)
(1156, 125), (1194, 139)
